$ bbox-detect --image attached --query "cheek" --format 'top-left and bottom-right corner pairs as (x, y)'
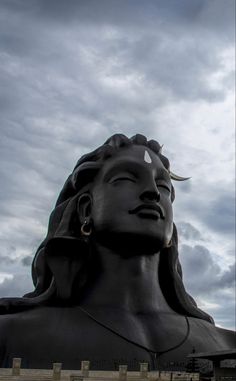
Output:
(93, 184), (137, 212)
(166, 221), (173, 238)
(90, 190), (120, 227)
(162, 198), (173, 234)
(162, 194), (173, 217)
(167, 206), (173, 221)
(91, 188), (137, 233)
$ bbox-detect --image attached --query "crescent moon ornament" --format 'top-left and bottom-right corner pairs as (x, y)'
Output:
(169, 171), (191, 181)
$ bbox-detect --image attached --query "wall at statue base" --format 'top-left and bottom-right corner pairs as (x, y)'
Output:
(0, 367), (200, 381)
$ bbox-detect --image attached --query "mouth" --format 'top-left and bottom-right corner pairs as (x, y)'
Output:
(128, 204), (165, 220)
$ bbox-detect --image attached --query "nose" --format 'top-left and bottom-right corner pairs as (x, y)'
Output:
(140, 185), (160, 203)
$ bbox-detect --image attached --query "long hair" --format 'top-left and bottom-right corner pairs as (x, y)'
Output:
(0, 134), (213, 323)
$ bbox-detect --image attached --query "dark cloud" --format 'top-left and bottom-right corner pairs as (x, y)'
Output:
(205, 194), (236, 235)
(220, 263), (236, 289)
(0, 0), (234, 115)
(179, 243), (235, 328)
(180, 244), (235, 295)
(0, 242), (16, 264)
(21, 256), (32, 267)
(2, 0), (234, 38)
(0, 256), (15, 265)
(174, 178), (235, 242)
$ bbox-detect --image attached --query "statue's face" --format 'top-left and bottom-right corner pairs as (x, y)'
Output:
(90, 145), (173, 251)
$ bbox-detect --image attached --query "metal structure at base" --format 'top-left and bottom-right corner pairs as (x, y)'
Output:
(188, 349), (236, 381)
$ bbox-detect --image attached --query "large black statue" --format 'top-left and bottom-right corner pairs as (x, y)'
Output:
(0, 134), (235, 370)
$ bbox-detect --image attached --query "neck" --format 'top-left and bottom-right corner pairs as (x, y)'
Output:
(79, 240), (173, 314)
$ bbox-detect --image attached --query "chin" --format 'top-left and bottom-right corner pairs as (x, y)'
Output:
(95, 224), (169, 253)
(123, 231), (167, 254)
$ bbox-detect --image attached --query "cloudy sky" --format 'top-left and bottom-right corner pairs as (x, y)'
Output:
(0, 0), (235, 330)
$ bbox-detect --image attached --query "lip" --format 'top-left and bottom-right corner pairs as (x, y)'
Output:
(129, 203), (165, 219)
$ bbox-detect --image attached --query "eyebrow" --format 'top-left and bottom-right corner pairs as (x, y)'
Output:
(157, 168), (171, 181)
(103, 161), (138, 181)
(104, 160), (171, 182)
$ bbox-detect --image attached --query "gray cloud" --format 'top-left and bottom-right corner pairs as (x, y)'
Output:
(180, 244), (235, 295)
(220, 263), (236, 289)
(205, 194), (236, 235)
(0, 255), (15, 265)
(0, 242), (16, 264)
(179, 243), (235, 329)
(0, 0), (234, 119)
(184, 191), (235, 236)
(0, 273), (33, 298)
(174, 173), (235, 248)
(177, 222), (202, 241)
(21, 256), (33, 267)
(213, 301), (236, 330)
(3, 0), (234, 37)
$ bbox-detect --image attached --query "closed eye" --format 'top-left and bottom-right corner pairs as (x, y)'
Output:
(110, 177), (136, 183)
(156, 183), (171, 192)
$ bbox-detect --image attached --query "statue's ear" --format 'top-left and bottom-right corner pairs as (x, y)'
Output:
(77, 193), (92, 223)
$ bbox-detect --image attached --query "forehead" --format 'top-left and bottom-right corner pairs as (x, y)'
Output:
(98, 145), (169, 179)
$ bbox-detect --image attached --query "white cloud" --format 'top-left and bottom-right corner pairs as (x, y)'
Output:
(0, 273), (13, 284)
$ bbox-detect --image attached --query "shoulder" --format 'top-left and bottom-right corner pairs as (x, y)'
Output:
(0, 313), (13, 366)
(0, 312), (14, 337)
(188, 317), (236, 350)
(0, 305), (90, 333)
(215, 325), (236, 348)
(0, 306), (52, 336)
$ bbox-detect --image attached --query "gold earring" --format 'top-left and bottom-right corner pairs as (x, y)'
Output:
(81, 220), (92, 236)
(166, 239), (172, 248)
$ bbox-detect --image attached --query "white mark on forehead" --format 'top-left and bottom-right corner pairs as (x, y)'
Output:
(144, 150), (152, 163)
